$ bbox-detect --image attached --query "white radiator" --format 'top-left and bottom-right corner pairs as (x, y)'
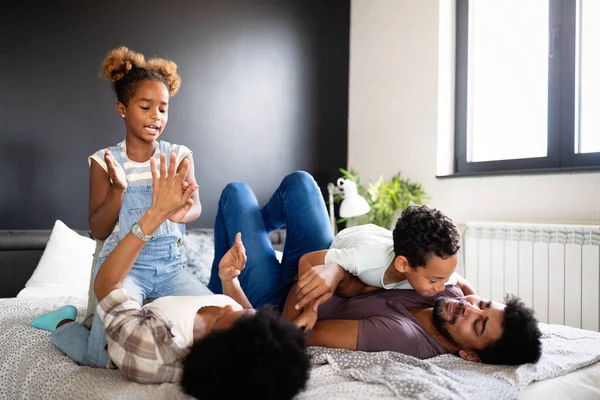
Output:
(460, 222), (600, 331)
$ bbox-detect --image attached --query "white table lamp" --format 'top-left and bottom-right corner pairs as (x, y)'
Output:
(327, 178), (370, 235)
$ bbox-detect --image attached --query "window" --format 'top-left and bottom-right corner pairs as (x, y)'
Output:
(455, 0), (600, 175)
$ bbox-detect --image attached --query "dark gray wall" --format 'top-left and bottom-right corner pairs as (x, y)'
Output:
(0, 0), (349, 230)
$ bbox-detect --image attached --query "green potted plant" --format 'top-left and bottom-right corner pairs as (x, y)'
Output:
(333, 168), (430, 230)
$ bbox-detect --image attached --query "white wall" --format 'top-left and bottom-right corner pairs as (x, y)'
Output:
(348, 0), (600, 225)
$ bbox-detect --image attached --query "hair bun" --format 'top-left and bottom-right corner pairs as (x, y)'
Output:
(145, 58), (181, 96)
(101, 46), (145, 83)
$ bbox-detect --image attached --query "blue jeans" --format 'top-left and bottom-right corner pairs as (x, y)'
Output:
(207, 171), (333, 309)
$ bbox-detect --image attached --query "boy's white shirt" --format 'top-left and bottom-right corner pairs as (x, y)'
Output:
(324, 224), (458, 289)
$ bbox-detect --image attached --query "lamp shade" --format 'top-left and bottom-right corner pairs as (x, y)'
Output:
(337, 179), (370, 218)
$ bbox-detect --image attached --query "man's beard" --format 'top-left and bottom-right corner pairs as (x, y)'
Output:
(432, 297), (464, 348)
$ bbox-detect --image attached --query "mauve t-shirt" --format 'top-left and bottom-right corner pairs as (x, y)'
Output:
(318, 285), (464, 359)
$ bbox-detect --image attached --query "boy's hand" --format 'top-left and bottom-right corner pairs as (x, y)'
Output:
(218, 232), (247, 281)
(104, 149), (127, 191)
(455, 274), (477, 297)
(293, 309), (318, 331)
(149, 152), (197, 219)
(295, 263), (344, 312)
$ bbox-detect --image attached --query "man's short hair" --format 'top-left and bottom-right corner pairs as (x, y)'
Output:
(476, 295), (542, 365)
(181, 307), (310, 400)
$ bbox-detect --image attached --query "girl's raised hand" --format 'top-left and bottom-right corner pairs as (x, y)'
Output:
(104, 149), (127, 191)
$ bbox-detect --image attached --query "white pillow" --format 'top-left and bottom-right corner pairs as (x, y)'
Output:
(17, 220), (95, 299)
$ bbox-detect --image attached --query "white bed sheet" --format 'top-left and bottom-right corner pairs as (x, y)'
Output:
(519, 360), (600, 400)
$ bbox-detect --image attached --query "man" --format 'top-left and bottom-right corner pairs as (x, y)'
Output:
(285, 280), (542, 364)
(209, 169), (542, 366)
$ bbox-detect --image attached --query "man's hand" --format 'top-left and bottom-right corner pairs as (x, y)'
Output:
(293, 310), (318, 331)
(218, 232), (247, 281)
(105, 149), (127, 192)
(149, 153), (197, 220)
(295, 263), (344, 312)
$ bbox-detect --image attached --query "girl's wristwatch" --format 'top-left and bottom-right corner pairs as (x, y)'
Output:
(131, 222), (153, 242)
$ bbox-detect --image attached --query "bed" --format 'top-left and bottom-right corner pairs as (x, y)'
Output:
(1, 223), (600, 400)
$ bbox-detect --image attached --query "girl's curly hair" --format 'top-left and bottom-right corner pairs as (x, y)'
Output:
(100, 46), (181, 104)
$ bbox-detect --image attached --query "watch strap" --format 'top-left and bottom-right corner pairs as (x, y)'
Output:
(131, 222), (153, 242)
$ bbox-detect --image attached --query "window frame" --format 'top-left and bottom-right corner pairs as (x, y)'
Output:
(454, 0), (600, 176)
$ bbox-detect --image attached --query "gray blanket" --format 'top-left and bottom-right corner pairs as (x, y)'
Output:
(1, 296), (599, 400)
(301, 320), (600, 400)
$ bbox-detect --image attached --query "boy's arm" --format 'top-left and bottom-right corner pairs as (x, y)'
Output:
(169, 154), (201, 224)
(285, 262), (379, 332)
(455, 273), (477, 296)
(294, 250), (379, 312)
(284, 290), (361, 349)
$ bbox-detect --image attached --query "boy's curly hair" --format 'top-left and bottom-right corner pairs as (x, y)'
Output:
(392, 205), (460, 267)
(100, 46), (181, 104)
(181, 307), (310, 400)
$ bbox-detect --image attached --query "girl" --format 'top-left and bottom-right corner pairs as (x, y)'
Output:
(31, 47), (211, 368)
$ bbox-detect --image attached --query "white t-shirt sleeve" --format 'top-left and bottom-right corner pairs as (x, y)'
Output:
(445, 271), (459, 286)
(324, 242), (390, 277)
(88, 149), (109, 173)
(170, 143), (193, 166)
(324, 247), (362, 275)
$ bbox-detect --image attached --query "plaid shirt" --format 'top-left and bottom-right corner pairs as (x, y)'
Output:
(97, 288), (188, 384)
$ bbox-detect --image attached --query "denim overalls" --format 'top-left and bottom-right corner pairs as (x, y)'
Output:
(51, 140), (211, 368)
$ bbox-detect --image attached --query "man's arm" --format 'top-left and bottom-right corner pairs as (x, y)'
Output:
(282, 284), (360, 349)
(336, 269), (380, 297)
(282, 272), (379, 331)
(294, 250), (379, 311)
(308, 315), (427, 356)
(305, 320), (359, 350)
